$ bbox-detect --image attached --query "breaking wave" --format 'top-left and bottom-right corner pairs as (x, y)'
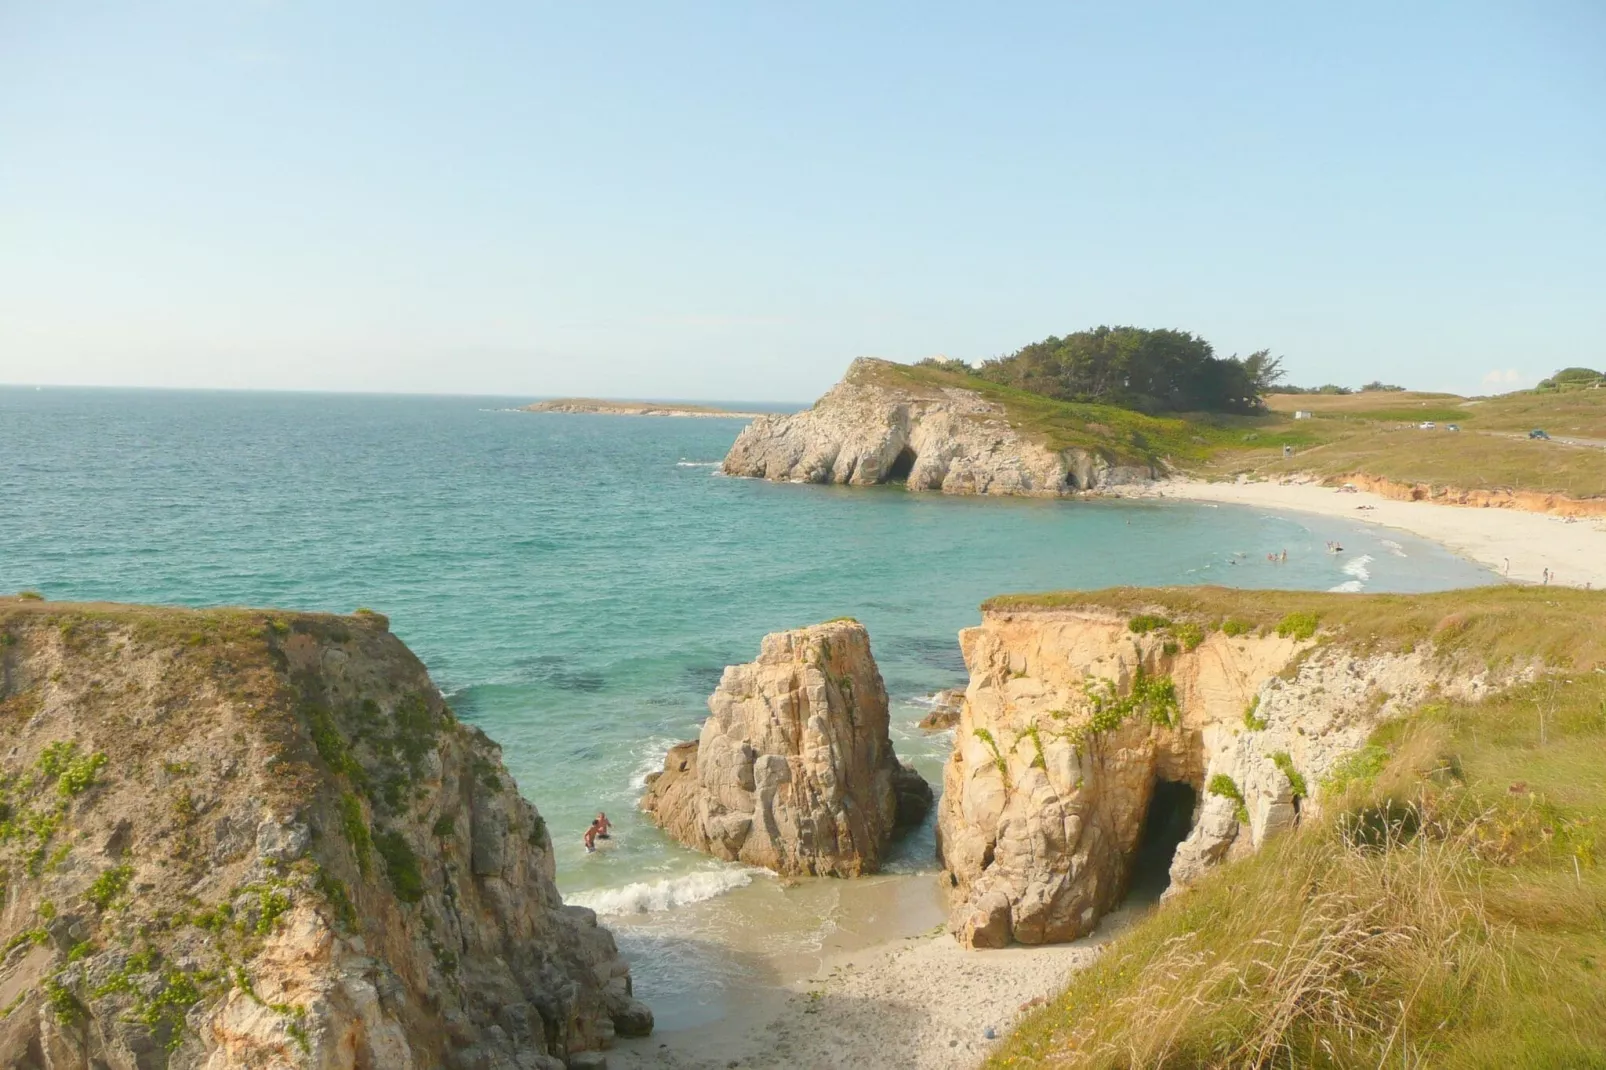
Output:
(1329, 553), (1375, 593)
(568, 868), (754, 916)
(676, 460), (721, 468)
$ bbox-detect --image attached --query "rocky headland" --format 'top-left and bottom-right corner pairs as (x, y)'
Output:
(936, 594), (1522, 948)
(640, 620), (930, 877)
(0, 598), (648, 1070)
(721, 359), (1160, 494)
(523, 399), (768, 419)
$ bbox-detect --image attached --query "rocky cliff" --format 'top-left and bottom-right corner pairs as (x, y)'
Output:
(721, 359), (1158, 495)
(0, 599), (649, 1070)
(937, 598), (1514, 948)
(640, 621), (930, 877)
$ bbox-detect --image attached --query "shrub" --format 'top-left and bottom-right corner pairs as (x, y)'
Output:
(17, 590), (44, 602)
(1222, 618), (1253, 637)
(374, 829), (424, 904)
(1321, 745), (1390, 797)
(339, 792), (372, 876)
(1276, 611), (1320, 641)
(1128, 614), (1172, 635)
(1208, 774), (1249, 823)
(1271, 751), (1308, 799)
(1243, 695), (1268, 731)
(1173, 622), (1206, 652)
(85, 864), (133, 909)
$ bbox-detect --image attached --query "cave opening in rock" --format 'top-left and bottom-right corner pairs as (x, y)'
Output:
(886, 446), (917, 482)
(1125, 779), (1197, 904)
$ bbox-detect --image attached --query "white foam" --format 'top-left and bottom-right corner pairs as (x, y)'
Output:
(1342, 554), (1374, 581)
(628, 737), (682, 792)
(568, 868), (753, 916)
(1327, 580), (1366, 593)
(676, 461), (720, 468)
(1379, 539), (1407, 558)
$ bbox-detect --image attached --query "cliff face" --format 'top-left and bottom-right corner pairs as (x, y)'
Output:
(721, 359), (1158, 495)
(937, 606), (1506, 948)
(0, 600), (648, 1070)
(640, 621), (930, 877)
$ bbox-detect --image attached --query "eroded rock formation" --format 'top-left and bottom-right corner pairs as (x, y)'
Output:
(917, 689), (965, 731)
(721, 358), (1158, 495)
(640, 620), (930, 877)
(0, 599), (649, 1070)
(937, 605), (1505, 948)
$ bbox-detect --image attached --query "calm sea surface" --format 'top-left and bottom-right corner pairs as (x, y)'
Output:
(1, 386), (1497, 1023)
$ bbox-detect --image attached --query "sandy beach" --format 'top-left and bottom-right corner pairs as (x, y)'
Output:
(612, 906), (1133, 1070)
(1110, 477), (1606, 590)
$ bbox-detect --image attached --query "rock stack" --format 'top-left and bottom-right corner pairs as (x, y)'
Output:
(641, 620), (931, 877)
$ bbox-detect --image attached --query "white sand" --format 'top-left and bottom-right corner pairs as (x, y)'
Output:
(1110, 477), (1606, 590)
(611, 912), (1126, 1070)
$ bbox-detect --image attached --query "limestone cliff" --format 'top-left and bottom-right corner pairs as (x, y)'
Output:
(721, 359), (1158, 495)
(937, 602), (1511, 948)
(640, 621), (930, 877)
(0, 599), (649, 1070)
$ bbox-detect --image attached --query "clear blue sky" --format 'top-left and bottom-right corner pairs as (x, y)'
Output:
(2, 2), (1602, 401)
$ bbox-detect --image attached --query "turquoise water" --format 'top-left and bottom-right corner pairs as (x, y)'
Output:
(1, 386), (1494, 929)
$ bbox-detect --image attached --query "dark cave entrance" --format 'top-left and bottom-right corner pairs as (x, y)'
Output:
(1125, 780), (1197, 904)
(886, 446), (917, 482)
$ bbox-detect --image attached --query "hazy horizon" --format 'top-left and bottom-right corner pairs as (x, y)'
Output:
(3, 3), (1602, 401)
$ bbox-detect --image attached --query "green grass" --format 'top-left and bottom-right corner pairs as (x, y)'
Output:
(988, 590), (1606, 1069)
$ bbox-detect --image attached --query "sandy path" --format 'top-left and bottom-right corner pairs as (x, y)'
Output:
(1109, 478), (1606, 589)
(611, 910), (1131, 1070)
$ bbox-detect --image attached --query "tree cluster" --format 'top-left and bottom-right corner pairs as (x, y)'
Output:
(929, 327), (1284, 414)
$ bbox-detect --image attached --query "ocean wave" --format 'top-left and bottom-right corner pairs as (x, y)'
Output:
(1379, 539), (1407, 558)
(1343, 554), (1374, 581)
(1327, 580), (1366, 593)
(676, 461), (721, 468)
(628, 736), (682, 791)
(568, 868), (754, 916)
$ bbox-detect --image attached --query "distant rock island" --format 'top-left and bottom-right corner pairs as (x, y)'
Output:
(523, 398), (769, 419)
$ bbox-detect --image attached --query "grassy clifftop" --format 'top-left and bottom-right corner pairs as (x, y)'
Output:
(983, 586), (1606, 1068)
(846, 359), (1318, 471)
(850, 358), (1606, 500)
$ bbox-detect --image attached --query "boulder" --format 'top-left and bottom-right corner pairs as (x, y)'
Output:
(640, 620), (929, 877)
(917, 688), (965, 730)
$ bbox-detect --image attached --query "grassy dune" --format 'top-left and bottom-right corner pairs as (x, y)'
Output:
(985, 586), (1606, 1069)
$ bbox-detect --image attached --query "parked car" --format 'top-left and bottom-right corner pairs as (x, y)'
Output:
(1445, 423), (1460, 431)
(1419, 421), (1436, 430)
(1529, 429), (1551, 440)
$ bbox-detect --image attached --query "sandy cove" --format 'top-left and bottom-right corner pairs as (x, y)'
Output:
(612, 908), (1134, 1070)
(1108, 477), (1606, 590)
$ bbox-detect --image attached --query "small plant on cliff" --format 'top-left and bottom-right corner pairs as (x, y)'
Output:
(1208, 773), (1249, 823)
(1270, 751), (1308, 800)
(374, 828), (425, 904)
(972, 728), (1009, 780)
(1276, 611), (1320, 641)
(1128, 614), (1172, 635)
(1083, 667), (1181, 736)
(1243, 695), (1268, 731)
(1221, 617), (1253, 638)
(85, 864), (133, 910)
(339, 792), (372, 876)
(1320, 744), (1390, 797)
(1173, 621), (1206, 652)
(1024, 723), (1048, 770)
(17, 590), (44, 601)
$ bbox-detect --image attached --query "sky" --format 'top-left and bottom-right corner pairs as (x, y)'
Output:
(1, 2), (1603, 402)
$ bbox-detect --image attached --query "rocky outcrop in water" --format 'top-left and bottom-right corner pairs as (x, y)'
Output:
(917, 689), (965, 731)
(640, 620), (930, 877)
(721, 358), (1158, 495)
(0, 598), (649, 1070)
(937, 605), (1508, 948)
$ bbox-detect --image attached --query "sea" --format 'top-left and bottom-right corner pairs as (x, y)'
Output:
(0, 386), (1498, 1028)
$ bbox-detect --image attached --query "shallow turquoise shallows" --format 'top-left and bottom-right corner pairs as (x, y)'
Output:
(1, 387), (1495, 906)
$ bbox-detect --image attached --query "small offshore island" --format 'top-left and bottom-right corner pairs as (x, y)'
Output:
(523, 398), (773, 419)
